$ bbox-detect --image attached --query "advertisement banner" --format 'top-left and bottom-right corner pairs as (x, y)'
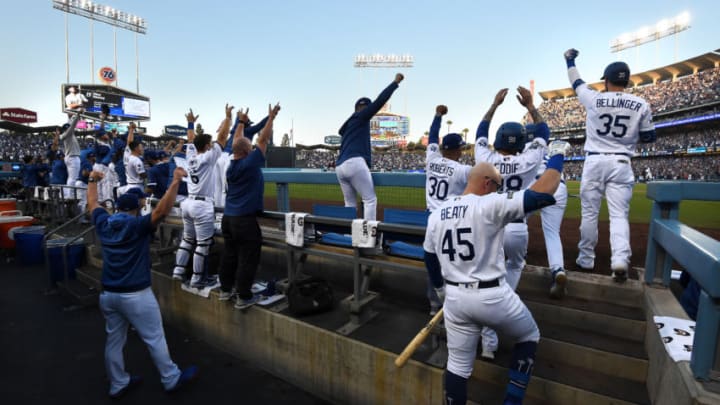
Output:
(0, 108), (37, 124)
(61, 84), (150, 122)
(164, 125), (187, 136)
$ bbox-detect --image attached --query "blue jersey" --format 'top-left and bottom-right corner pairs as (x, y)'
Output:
(336, 81), (399, 167)
(92, 209), (154, 293)
(224, 116), (269, 153)
(113, 137), (127, 185)
(50, 159), (68, 185)
(22, 164), (38, 187)
(225, 148), (265, 216)
(148, 162), (170, 199)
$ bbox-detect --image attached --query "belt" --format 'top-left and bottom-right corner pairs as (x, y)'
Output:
(587, 152), (632, 158)
(445, 278), (500, 289)
(510, 218), (526, 224)
(188, 195), (212, 201)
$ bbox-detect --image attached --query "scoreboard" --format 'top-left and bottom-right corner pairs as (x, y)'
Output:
(61, 84), (150, 122)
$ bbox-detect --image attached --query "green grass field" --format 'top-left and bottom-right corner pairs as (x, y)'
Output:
(264, 181), (720, 230)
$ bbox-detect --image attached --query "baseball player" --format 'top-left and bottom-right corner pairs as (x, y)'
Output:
(65, 85), (88, 111)
(526, 124), (569, 298)
(474, 87), (548, 359)
(172, 105), (232, 287)
(336, 73), (404, 220)
(425, 104), (472, 314)
(564, 48), (656, 282)
(59, 111), (83, 200)
(92, 107), (120, 205)
(424, 141), (570, 405)
(117, 122), (146, 196)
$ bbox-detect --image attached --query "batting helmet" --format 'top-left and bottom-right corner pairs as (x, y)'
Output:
(601, 61), (630, 86)
(524, 123), (537, 143)
(494, 122), (526, 153)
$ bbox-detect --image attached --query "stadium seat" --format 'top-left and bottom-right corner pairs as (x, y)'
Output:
(311, 204), (355, 248)
(382, 208), (429, 260)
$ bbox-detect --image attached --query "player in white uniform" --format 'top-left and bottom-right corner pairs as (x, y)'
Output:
(172, 105), (232, 287)
(474, 88), (548, 359)
(117, 122), (146, 196)
(424, 141), (570, 405)
(425, 104), (472, 314)
(65, 86), (88, 111)
(525, 124), (569, 298)
(564, 48), (656, 282)
(59, 111), (83, 200)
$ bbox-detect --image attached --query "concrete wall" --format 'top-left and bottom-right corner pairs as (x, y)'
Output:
(151, 272), (444, 405)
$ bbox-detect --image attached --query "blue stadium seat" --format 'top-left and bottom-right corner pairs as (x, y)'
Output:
(382, 208), (429, 260)
(312, 204), (355, 248)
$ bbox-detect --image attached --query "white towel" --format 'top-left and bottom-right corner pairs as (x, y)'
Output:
(352, 219), (379, 248)
(34, 186), (41, 199)
(285, 212), (307, 247)
(43, 187), (51, 201)
(653, 316), (695, 362)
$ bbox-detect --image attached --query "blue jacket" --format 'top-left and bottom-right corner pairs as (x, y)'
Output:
(224, 116), (270, 153)
(336, 81), (399, 167)
(93, 209), (154, 293)
(50, 159), (68, 185)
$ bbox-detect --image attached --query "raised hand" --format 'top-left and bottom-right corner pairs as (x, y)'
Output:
(269, 103), (281, 119)
(548, 140), (571, 157)
(394, 73), (404, 84)
(225, 103), (234, 119)
(564, 48), (579, 61)
(516, 86), (534, 108)
(236, 108), (250, 124)
(493, 88), (509, 106)
(436, 105), (448, 116)
(185, 108), (199, 123)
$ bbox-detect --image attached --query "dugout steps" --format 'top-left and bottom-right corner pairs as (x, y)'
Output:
(71, 228), (718, 404)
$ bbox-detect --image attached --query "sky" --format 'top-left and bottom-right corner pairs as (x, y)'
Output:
(1, 0), (719, 145)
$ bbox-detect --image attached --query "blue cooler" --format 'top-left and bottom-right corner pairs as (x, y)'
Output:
(14, 226), (47, 265)
(46, 238), (85, 284)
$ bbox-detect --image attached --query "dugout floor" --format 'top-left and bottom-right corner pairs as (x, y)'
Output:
(0, 261), (330, 405)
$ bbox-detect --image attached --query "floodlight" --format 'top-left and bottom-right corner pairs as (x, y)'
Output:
(676, 11), (691, 27)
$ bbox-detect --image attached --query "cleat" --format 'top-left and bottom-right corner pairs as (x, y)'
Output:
(234, 294), (262, 310)
(172, 274), (185, 281)
(109, 375), (142, 399)
(217, 290), (233, 301)
(549, 268), (567, 299)
(166, 366), (198, 393)
(611, 264), (628, 283)
(575, 258), (593, 271)
(481, 348), (495, 361)
(189, 274), (205, 288)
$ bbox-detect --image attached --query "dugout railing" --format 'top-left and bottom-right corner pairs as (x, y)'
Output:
(644, 181), (720, 381)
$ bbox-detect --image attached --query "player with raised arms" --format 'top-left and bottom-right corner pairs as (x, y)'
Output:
(474, 86), (548, 359)
(564, 48), (655, 282)
(424, 104), (472, 314)
(172, 105), (232, 287)
(336, 73), (404, 220)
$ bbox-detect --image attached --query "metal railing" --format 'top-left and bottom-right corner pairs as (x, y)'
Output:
(644, 181), (720, 380)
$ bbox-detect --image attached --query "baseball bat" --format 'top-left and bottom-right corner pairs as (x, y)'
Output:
(394, 308), (444, 368)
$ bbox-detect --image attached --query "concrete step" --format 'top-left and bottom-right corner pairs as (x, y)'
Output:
(518, 265), (645, 309)
(527, 299), (646, 344)
(469, 353), (650, 405)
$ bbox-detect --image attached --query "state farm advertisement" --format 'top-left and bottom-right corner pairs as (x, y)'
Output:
(0, 108), (37, 124)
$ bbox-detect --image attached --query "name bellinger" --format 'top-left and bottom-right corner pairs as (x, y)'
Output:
(596, 96), (643, 111)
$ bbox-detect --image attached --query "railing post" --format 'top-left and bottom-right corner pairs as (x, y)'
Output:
(276, 182), (289, 212)
(691, 291), (720, 381)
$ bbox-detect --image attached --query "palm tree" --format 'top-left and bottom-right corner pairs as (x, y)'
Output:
(446, 120), (453, 133)
(462, 128), (469, 143)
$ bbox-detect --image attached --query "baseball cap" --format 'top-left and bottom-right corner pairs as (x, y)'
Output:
(129, 140), (143, 151)
(441, 133), (465, 150)
(525, 123), (537, 142)
(601, 61), (630, 85)
(355, 97), (372, 108)
(157, 151), (168, 159)
(125, 187), (149, 198)
(116, 193), (140, 212)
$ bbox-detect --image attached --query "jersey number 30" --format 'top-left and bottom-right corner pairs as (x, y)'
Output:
(441, 228), (475, 262)
(428, 177), (449, 200)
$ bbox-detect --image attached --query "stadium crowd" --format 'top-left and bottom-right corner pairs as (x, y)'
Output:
(537, 66), (720, 129)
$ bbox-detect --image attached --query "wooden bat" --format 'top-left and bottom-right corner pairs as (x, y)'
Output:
(395, 308), (444, 368)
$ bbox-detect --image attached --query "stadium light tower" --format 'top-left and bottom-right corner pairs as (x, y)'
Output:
(354, 54), (414, 68)
(52, 0), (147, 92)
(610, 11), (690, 53)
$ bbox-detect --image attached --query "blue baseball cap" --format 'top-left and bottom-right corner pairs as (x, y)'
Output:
(441, 133), (465, 150)
(601, 61), (630, 85)
(124, 187), (149, 199)
(355, 97), (371, 108)
(116, 193), (140, 212)
(157, 151), (168, 159)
